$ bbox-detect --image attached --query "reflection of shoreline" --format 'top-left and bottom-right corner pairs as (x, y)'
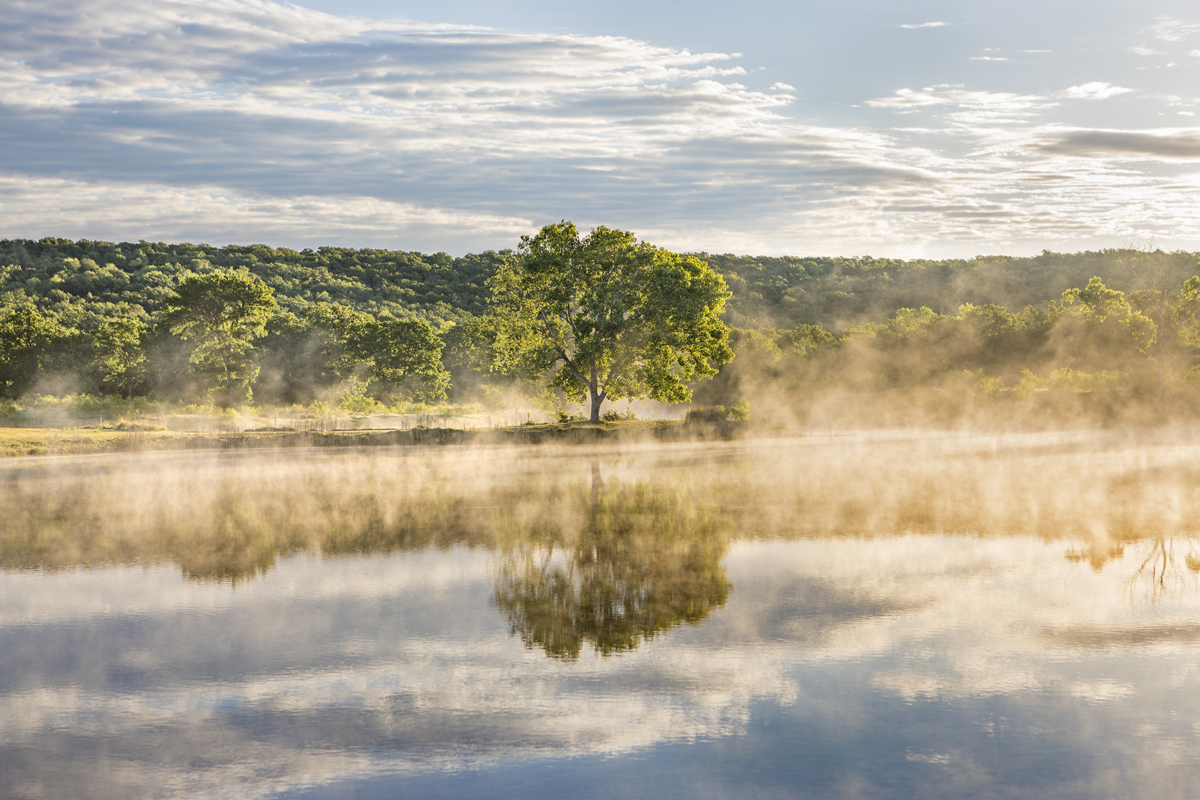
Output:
(6, 433), (1200, 584)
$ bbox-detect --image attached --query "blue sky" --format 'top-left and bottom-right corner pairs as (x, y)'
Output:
(3, 0), (1200, 257)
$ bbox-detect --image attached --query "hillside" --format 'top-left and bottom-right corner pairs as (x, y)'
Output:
(3, 238), (1198, 332)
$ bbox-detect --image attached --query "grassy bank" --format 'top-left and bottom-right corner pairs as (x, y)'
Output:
(0, 419), (792, 457)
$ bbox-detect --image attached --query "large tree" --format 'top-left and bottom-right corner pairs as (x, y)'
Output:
(163, 270), (278, 395)
(489, 222), (733, 422)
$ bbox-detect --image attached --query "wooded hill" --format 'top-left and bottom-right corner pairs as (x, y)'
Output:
(4, 238), (1198, 333)
(3, 237), (1200, 427)
(0, 238), (502, 331)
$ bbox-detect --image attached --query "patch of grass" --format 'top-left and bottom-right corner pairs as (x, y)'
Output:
(0, 427), (156, 457)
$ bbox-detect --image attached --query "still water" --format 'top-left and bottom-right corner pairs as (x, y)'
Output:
(5, 433), (1200, 798)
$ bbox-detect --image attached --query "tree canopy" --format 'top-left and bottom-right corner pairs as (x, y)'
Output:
(489, 222), (734, 422)
(163, 270), (278, 397)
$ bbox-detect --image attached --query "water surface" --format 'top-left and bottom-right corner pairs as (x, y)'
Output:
(4, 433), (1200, 798)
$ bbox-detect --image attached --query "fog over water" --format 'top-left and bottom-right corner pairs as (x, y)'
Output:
(5, 434), (1200, 798)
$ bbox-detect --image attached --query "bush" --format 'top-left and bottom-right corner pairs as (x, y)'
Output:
(685, 402), (748, 424)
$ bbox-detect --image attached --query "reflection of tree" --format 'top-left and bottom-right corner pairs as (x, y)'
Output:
(1067, 537), (1200, 604)
(492, 471), (732, 660)
(1125, 538), (1200, 605)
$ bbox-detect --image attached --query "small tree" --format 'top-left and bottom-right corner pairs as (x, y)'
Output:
(354, 318), (451, 401)
(163, 271), (278, 397)
(489, 222), (733, 422)
(0, 306), (65, 398)
(94, 319), (148, 399)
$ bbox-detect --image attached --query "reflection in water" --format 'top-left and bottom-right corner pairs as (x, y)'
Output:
(493, 471), (731, 659)
(8, 434), (1200, 797)
(1066, 537), (1200, 605)
(1124, 538), (1200, 605)
(9, 431), (1200, 583)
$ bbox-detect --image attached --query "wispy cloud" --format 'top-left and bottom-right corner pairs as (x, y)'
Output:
(0, 0), (1199, 257)
(900, 22), (948, 29)
(1035, 127), (1200, 159)
(1150, 16), (1200, 42)
(865, 85), (1051, 114)
(1058, 82), (1135, 100)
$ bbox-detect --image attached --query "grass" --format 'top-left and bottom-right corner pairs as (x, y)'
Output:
(0, 426), (180, 457)
(0, 417), (793, 458)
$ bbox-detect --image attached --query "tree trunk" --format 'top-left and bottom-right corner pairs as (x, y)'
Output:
(589, 389), (602, 423)
(588, 363), (604, 423)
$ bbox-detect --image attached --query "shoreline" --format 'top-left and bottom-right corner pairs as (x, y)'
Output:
(0, 419), (792, 458)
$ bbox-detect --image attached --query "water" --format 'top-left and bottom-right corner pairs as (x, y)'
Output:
(4, 433), (1200, 798)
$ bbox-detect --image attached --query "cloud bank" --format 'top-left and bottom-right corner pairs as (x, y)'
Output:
(1, 0), (1199, 256)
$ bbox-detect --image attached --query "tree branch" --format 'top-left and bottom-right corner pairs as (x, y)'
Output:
(538, 310), (590, 389)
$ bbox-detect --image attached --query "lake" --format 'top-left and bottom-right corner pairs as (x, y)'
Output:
(4, 431), (1200, 798)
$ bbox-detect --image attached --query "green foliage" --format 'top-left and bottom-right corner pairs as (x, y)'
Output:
(93, 319), (148, 399)
(684, 402), (748, 424)
(162, 270), (278, 397)
(0, 306), (67, 398)
(440, 315), (500, 402)
(702, 248), (1200, 331)
(0, 238), (504, 330)
(354, 318), (451, 401)
(490, 222), (733, 422)
(255, 303), (373, 405)
(5, 236), (1200, 423)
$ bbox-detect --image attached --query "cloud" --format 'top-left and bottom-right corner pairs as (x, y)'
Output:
(1, 0), (1200, 257)
(1150, 16), (1200, 42)
(900, 22), (948, 29)
(865, 85), (1052, 114)
(1036, 128), (1200, 159)
(969, 56), (1011, 62)
(0, 176), (533, 252)
(1059, 82), (1135, 100)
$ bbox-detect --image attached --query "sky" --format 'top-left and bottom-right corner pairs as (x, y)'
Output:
(3, 0), (1200, 257)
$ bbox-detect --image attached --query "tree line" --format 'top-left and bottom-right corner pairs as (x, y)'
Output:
(6, 237), (1198, 334)
(0, 271), (464, 408)
(697, 269), (1200, 427)
(3, 233), (1200, 424)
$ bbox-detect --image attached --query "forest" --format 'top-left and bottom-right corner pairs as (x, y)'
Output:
(2, 236), (1200, 427)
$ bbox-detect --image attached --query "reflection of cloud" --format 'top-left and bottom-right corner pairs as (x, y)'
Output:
(1066, 680), (1136, 704)
(1042, 624), (1200, 649)
(0, 548), (803, 799)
